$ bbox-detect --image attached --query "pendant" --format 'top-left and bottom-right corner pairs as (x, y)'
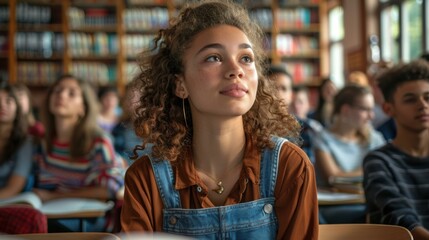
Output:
(212, 181), (224, 195)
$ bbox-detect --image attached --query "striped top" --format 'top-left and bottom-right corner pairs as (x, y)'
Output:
(363, 143), (429, 231)
(35, 134), (126, 198)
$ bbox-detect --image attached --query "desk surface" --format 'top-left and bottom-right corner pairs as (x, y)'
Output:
(318, 190), (365, 205)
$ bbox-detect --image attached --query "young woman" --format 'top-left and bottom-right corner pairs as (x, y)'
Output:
(121, 1), (318, 239)
(310, 78), (338, 127)
(313, 84), (385, 223)
(14, 83), (45, 138)
(33, 74), (126, 231)
(0, 84), (33, 199)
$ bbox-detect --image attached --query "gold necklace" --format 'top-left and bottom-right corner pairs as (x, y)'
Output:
(198, 171), (225, 194)
(196, 162), (242, 195)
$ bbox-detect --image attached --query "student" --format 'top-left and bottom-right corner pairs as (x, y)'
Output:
(97, 86), (120, 134)
(33, 74), (126, 231)
(310, 78), (337, 127)
(120, 1), (318, 239)
(267, 65), (294, 105)
(313, 84), (385, 223)
(14, 83), (45, 138)
(0, 84), (33, 199)
(290, 85), (322, 164)
(363, 59), (429, 240)
(112, 78), (143, 164)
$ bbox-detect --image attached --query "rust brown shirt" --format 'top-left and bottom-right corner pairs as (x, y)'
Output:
(121, 140), (319, 240)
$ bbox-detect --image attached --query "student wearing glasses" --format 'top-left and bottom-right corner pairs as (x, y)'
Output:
(313, 84), (385, 223)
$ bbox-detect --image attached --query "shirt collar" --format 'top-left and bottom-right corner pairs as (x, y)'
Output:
(174, 134), (261, 190)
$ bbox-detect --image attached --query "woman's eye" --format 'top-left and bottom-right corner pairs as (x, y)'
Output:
(206, 55), (221, 62)
(242, 55), (253, 63)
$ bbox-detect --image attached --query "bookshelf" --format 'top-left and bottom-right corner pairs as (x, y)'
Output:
(248, 0), (325, 87)
(2, 0), (326, 95)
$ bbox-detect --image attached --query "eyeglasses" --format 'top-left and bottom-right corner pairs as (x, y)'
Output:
(352, 105), (373, 112)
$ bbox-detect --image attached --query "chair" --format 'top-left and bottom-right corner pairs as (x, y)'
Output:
(0, 206), (47, 234)
(319, 224), (414, 240)
(10, 232), (120, 240)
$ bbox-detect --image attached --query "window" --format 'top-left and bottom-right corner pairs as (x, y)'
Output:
(328, 6), (344, 87)
(380, 5), (399, 62)
(380, 0), (427, 62)
(402, 0), (422, 61)
(424, 0), (429, 52)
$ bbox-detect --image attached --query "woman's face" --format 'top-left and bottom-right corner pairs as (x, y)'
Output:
(49, 78), (85, 120)
(176, 24), (258, 121)
(100, 91), (119, 112)
(345, 93), (375, 127)
(0, 90), (17, 124)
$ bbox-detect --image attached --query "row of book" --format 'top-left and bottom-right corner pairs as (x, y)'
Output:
(124, 34), (156, 58)
(69, 33), (118, 57)
(250, 8), (319, 30)
(281, 61), (319, 84)
(15, 32), (64, 58)
(16, 3), (52, 24)
(246, 0), (319, 7)
(69, 7), (116, 28)
(276, 34), (319, 55)
(277, 8), (319, 29)
(17, 62), (61, 85)
(124, 8), (169, 31)
(16, 62), (117, 85)
(71, 62), (117, 85)
(0, 7), (9, 24)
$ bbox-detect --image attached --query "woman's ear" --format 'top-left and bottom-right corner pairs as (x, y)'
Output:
(174, 74), (189, 98)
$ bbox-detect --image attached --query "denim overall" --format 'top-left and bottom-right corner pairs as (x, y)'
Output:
(149, 136), (286, 240)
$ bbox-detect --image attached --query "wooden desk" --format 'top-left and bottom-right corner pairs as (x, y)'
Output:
(318, 190), (365, 205)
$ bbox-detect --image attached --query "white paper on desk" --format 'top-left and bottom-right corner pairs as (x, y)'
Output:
(40, 198), (114, 215)
(317, 191), (363, 202)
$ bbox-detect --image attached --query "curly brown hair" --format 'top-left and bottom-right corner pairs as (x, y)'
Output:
(133, 0), (300, 161)
(377, 59), (429, 103)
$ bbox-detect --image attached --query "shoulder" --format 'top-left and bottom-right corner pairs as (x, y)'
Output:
(91, 133), (114, 147)
(369, 129), (386, 144)
(125, 155), (153, 179)
(363, 143), (395, 165)
(277, 139), (314, 179)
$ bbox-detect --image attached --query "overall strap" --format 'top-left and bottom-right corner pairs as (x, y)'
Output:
(259, 136), (287, 198)
(149, 157), (181, 209)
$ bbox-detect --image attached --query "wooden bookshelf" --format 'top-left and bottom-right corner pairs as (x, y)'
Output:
(247, 0), (326, 86)
(3, 0), (326, 93)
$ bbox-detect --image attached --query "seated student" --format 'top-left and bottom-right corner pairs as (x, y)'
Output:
(314, 84), (385, 223)
(363, 59), (429, 240)
(112, 78), (144, 165)
(309, 78), (338, 127)
(290, 85), (323, 164)
(97, 86), (120, 134)
(33, 74), (126, 232)
(14, 83), (45, 138)
(267, 65), (294, 106)
(120, 1), (318, 239)
(0, 84), (33, 199)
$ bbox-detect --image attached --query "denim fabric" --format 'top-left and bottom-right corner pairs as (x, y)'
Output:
(149, 136), (287, 239)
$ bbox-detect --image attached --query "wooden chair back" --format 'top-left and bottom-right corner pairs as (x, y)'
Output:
(10, 232), (120, 240)
(319, 224), (413, 240)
